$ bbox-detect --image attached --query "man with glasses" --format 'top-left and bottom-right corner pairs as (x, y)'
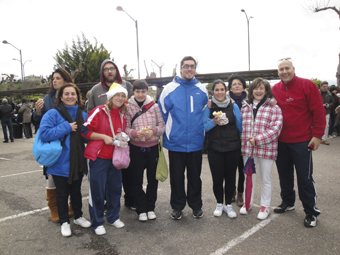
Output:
(87, 59), (133, 210)
(272, 58), (325, 227)
(158, 56), (208, 220)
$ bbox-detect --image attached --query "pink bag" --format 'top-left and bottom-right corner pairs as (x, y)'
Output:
(112, 146), (130, 169)
(108, 112), (131, 169)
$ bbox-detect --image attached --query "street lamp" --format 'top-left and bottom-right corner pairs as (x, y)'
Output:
(13, 59), (32, 80)
(241, 9), (253, 71)
(117, 6), (140, 79)
(2, 40), (25, 88)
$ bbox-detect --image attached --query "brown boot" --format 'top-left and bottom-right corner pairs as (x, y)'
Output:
(68, 198), (74, 218)
(46, 189), (59, 222)
(237, 192), (244, 207)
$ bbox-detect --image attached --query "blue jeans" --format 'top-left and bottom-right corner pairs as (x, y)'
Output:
(1, 118), (14, 142)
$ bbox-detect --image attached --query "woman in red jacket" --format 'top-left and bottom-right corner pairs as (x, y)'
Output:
(82, 84), (128, 236)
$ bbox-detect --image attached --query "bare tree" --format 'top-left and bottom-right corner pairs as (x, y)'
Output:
(305, 0), (340, 86)
(1, 74), (16, 102)
(151, 60), (164, 78)
(123, 64), (135, 80)
(70, 62), (85, 83)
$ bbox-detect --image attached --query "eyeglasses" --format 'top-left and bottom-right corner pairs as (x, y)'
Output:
(181, 65), (196, 70)
(277, 57), (292, 63)
(232, 83), (243, 87)
(103, 67), (116, 73)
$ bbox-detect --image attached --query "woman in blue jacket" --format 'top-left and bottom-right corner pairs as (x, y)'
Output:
(39, 83), (90, 237)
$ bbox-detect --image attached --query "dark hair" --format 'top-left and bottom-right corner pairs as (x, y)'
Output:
(21, 98), (27, 103)
(211, 79), (227, 91)
(132, 79), (149, 91)
(227, 74), (246, 90)
(248, 78), (273, 103)
(47, 68), (73, 94)
(320, 81), (328, 87)
(55, 83), (84, 110)
(180, 56), (197, 68)
(329, 85), (337, 93)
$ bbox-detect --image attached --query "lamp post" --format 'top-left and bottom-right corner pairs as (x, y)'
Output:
(13, 59), (32, 81)
(2, 40), (25, 88)
(241, 9), (253, 71)
(116, 6), (140, 79)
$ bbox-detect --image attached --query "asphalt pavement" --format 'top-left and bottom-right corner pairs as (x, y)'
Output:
(0, 127), (339, 255)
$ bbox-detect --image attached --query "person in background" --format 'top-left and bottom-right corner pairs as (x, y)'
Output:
(125, 79), (165, 222)
(272, 58), (325, 228)
(204, 79), (242, 219)
(19, 98), (32, 139)
(158, 56), (208, 220)
(39, 83), (90, 237)
(319, 81), (334, 145)
(0, 98), (14, 143)
(86, 59), (134, 211)
(33, 68), (73, 223)
(240, 78), (282, 220)
(227, 74), (248, 207)
(82, 84), (128, 236)
(328, 85), (339, 138)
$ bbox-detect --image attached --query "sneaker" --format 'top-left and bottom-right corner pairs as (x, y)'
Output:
(147, 211), (157, 220)
(223, 204), (237, 218)
(333, 134), (337, 138)
(328, 135), (333, 139)
(111, 219), (125, 228)
(304, 214), (317, 227)
(274, 203), (295, 213)
(213, 203), (223, 217)
(74, 217), (91, 228)
(95, 225), (106, 235)
(171, 210), (182, 220)
(257, 206), (270, 220)
(139, 213), (148, 222)
(240, 203), (251, 215)
(193, 209), (203, 219)
(131, 206), (137, 211)
(61, 222), (71, 237)
(321, 140), (330, 145)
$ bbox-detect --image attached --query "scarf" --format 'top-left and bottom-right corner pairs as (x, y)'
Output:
(58, 103), (88, 184)
(229, 91), (247, 109)
(212, 95), (231, 108)
(252, 97), (267, 119)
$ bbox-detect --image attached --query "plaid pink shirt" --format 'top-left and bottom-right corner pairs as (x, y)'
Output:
(241, 98), (283, 160)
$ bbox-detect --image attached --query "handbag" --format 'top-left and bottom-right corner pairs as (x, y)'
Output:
(155, 135), (168, 182)
(32, 129), (67, 167)
(108, 113), (130, 169)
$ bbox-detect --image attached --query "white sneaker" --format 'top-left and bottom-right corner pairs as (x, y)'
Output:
(257, 206), (270, 220)
(147, 211), (157, 220)
(213, 203), (223, 217)
(333, 134), (337, 138)
(74, 217), (91, 228)
(223, 204), (237, 218)
(139, 213), (148, 222)
(328, 135), (333, 139)
(240, 203), (251, 215)
(95, 225), (106, 235)
(111, 219), (125, 228)
(61, 222), (71, 237)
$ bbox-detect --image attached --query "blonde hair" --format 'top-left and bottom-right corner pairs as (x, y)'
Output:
(106, 99), (127, 114)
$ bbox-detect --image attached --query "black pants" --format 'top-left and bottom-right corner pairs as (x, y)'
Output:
(23, 123), (32, 138)
(276, 141), (320, 217)
(52, 175), (84, 224)
(237, 155), (245, 193)
(122, 166), (134, 207)
(130, 144), (159, 214)
(169, 150), (202, 211)
(208, 149), (240, 204)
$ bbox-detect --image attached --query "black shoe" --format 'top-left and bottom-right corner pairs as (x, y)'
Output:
(171, 210), (182, 220)
(193, 209), (203, 219)
(304, 214), (317, 227)
(11, 140), (14, 142)
(3, 141), (8, 143)
(274, 203), (295, 213)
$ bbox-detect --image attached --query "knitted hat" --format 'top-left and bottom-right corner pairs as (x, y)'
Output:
(106, 83), (128, 100)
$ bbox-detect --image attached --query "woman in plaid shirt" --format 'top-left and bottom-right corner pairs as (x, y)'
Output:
(240, 78), (283, 220)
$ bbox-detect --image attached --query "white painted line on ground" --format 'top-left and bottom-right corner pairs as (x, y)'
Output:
(211, 213), (278, 255)
(0, 170), (41, 178)
(0, 157), (11, 161)
(0, 196), (89, 223)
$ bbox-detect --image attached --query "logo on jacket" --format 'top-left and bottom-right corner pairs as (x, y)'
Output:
(286, 97), (294, 102)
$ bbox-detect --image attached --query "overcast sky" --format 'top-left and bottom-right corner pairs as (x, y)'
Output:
(1, 0), (339, 85)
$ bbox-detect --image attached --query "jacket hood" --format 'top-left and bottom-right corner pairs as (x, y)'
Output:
(128, 95), (154, 107)
(100, 59), (122, 88)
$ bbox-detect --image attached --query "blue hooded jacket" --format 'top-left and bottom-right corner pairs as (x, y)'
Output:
(158, 76), (208, 152)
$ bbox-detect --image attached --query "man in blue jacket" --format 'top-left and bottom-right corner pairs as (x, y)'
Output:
(158, 56), (208, 220)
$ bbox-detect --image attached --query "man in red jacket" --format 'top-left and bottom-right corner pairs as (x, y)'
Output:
(272, 58), (326, 228)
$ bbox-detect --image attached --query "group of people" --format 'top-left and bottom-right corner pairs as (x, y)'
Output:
(2, 55), (327, 237)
